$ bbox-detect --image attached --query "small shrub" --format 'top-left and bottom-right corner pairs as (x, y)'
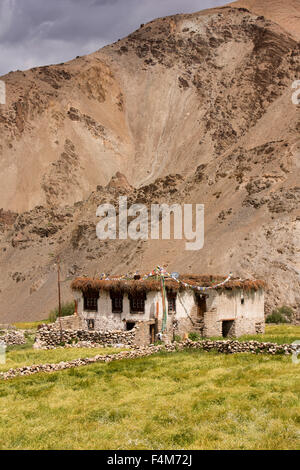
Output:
(188, 332), (200, 342)
(173, 335), (182, 343)
(48, 302), (75, 323)
(267, 305), (293, 324)
(277, 306), (293, 320)
(266, 312), (288, 324)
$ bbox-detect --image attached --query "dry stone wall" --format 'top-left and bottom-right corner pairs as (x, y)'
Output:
(34, 323), (139, 349)
(1, 339), (300, 381)
(0, 330), (26, 346)
(53, 315), (84, 330)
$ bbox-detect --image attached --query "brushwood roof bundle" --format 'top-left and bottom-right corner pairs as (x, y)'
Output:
(71, 275), (265, 294)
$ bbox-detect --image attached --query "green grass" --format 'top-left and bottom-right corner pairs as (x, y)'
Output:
(48, 302), (75, 323)
(0, 347), (125, 373)
(3, 324), (299, 372)
(13, 320), (50, 330)
(209, 324), (300, 345)
(239, 324), (300, 344)
(0, 349), (299, 450)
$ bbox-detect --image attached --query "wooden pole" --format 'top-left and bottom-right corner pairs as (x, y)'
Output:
(160, 275), (167, 333)
(57, 256), (63, 341)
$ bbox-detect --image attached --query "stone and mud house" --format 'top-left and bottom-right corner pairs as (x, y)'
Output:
(69, 275), (265, 344)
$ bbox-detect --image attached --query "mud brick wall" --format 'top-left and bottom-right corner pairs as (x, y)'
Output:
(203, 311), (222, 337)
(234, 317), (265, 336)
(133, 322), (154, 347)
(160, 314), (196, 342)
(53, 315), (84, 330)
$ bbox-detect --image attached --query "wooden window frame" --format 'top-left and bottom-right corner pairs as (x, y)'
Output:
(110, 291), (123, 314)
(129, 293), (146, 314)
(83, 290), (99, 312)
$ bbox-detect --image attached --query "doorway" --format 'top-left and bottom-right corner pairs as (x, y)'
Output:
(149, 324), (155, 344)
(126, 322), (136, 331)
(222, 320), (235, 338)
(196, 295), (207, 317)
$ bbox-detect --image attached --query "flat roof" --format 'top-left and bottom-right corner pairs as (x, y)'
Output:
(71, 275), (265, 294)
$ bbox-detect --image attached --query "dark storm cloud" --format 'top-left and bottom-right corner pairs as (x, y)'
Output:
(0, 0), (231, 75)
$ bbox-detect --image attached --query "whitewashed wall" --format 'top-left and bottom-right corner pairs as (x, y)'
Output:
(78, 290), (161, 330)
(176, 291), (196, 318)
(215, 289), (264, 321)
(75, 286), (265, 336)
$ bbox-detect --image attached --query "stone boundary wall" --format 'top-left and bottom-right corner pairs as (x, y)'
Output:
(34, 324), (141, 349)
(53, 315), (84, 330)
(0, 330), (26, 346)
(1, 339), (299, 381)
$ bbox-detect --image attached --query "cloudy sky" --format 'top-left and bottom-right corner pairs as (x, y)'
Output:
(0, 0), (233, 76)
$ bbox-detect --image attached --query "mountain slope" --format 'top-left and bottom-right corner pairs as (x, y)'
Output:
(1, 2), (299, 212)
(229, 0), (300, 40)
(0, 1), (299, 322)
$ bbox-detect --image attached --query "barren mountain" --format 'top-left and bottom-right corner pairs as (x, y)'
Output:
(230, 0), (300, 40)
(0, 0), (299, 322)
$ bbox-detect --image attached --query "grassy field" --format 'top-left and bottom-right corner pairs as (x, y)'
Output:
(12, 320), (50, 330)
(0, 349), (299, 450)
(0, 347), (125, 373)
(0, 324), (299, 450)
(1, 324), (299, 373)
(237, 324), (300, 345)
(207, 324), (300, 345)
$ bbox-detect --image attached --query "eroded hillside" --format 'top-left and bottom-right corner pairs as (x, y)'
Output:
(0, 1), (299, 321)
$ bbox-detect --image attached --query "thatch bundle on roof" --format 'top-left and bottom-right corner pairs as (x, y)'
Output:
(71, 275), (265, 294)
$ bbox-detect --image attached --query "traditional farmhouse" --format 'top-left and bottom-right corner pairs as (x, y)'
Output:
(70, 273), (265, 344)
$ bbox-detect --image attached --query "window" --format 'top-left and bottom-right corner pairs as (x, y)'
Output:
(87, 319), (95, 330)
(83, 290), (99, 311)
(167, 292), (177, 314)
(110, 292), (123, 313)
(129, 293), (146, 313)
